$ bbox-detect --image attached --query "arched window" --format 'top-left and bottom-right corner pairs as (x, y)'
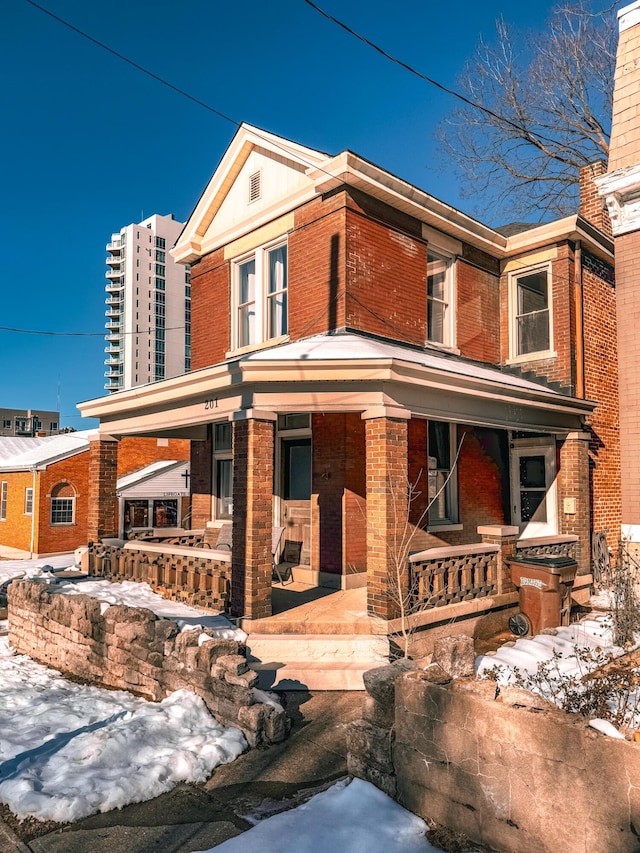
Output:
(50, 482), (76, 525)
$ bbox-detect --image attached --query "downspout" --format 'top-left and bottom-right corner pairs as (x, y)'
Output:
(29, 466), (37, 558)
(574, 240), (585, 398)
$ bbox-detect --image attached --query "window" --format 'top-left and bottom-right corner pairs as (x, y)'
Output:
(427, 421), (458, 525)
(155, 250), (166, 262)
(0, 482), (6, 521)
(2, 420), (11, 429)
(213, 423), (233, 519)
(510, 265), (552, 358)
(427, 251), (454, 346)
(50, 483), (75, 525)
(155, 236), (166, 249)
(24, 488), (33, 515)
(233, 242), (287, 350)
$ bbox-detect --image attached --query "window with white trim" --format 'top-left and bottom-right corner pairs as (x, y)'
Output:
(427, 251), (454, 346)
(510, 265), (552, 358)
(50, 482), (75, 525)
(24, 488), (33, 515)
(0, 482), (6, 521)
(233, 241), (287, 350)
(213, 423), (233, 520)
(427, 421), (458, 525)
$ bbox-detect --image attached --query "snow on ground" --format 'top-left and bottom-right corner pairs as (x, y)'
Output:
(0, 635), (246, 823)
(193, 777), (458, 853)
(0, 553), (76, 585)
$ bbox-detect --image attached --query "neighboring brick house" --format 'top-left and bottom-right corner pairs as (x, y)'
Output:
(79, 124), (616, 622)
(0, 433), (190, 557)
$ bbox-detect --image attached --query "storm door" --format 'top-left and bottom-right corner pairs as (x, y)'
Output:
(510, 442), (557, 537)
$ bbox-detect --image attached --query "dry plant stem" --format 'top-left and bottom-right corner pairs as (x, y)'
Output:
(390, 434), (466, 658)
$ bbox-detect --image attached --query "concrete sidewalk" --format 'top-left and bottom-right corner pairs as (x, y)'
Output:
(0, 691), (363, 853)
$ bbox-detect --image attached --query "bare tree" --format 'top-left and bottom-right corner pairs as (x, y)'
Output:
(437, 3), (616, 220)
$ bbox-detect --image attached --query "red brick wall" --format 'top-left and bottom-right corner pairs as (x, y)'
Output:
(117, 437), (190, 477)
(456, 262), (500, 362)
(288, 193), (347, 340)
(579, 162), (612, 237)
(311, 412), (366, 575)
(190, 247), (230, 369)
(345, 207), (427, 346)
(582, 255), (620, 536)
(40, 453), (92, 553)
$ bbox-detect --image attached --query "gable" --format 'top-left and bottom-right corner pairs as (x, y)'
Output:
(172, 124), (329, 264)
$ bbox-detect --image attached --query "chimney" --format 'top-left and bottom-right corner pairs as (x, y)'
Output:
(579, 161), (612, 236)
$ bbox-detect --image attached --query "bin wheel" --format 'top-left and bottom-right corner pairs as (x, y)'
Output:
(509, 613), (530, 637)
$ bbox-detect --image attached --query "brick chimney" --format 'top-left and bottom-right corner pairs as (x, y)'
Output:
(596, 1), (640, 546)
(579, 161), (612, 237)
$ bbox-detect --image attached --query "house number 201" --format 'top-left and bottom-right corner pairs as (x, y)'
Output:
(204, 398), (218, 410)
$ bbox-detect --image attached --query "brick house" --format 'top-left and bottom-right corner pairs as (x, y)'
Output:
(79, 124), (616, 625)
(0, 432), (190, 557)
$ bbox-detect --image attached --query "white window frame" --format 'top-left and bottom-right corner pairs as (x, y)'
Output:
(50, 496), (75, 525)
(0, 482), (6, 521)
(230, 239), (288, 353)
(510, 439), (558, 537)
(212, 422), (233, 520)
(426, 421), (459, 529)
(427, 250), (455, 348)
(508, 262), (555, 362)
(24, 487), (33, 516)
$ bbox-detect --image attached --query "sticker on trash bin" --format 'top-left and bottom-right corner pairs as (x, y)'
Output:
(520, 577), (547, 589)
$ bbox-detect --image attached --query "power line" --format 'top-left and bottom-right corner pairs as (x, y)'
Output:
(0, 325), (185, 337)
(302, 0), (564, 149)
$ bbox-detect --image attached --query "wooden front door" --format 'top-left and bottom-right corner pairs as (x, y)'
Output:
(281, 438), (311, 566)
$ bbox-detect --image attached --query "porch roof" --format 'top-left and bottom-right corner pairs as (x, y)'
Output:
(78, 333), (595, 438)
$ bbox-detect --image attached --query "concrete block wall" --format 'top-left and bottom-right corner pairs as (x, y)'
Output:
(8, 580), (289, 748)
(349, 666), (640, 853)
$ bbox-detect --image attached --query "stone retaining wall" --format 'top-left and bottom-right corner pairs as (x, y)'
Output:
(8, 580), (288, 748)
(348, 658), (640, 853)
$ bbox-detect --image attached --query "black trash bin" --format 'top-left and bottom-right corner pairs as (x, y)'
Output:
(508, 555), (577, 636)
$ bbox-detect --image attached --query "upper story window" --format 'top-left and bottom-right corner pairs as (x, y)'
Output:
(427, 251), (454, 347)
(233, 241), (288, 351)
(510, 264), (553, 359)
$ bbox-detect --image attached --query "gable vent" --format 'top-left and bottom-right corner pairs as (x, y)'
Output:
(249, 170), (261, 203)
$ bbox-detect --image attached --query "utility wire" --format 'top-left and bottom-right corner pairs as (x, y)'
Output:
(302, 0), (564, 149)
(0, 325), (186, 337)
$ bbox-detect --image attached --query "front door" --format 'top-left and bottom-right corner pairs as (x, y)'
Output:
(510, 442), (557, 537)
(281, 438), (311, 565)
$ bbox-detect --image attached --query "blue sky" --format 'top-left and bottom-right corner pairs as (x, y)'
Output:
(2, 0), (565, 429)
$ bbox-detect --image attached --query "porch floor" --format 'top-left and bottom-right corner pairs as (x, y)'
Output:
(240, 583), (386, 636)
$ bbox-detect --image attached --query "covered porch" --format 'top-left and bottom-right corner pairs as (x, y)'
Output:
(79, 332), (595, 627)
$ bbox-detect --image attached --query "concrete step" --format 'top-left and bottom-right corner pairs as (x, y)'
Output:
(246, 632), (390, 664)
(249, 660), (380, 691)
(246, 632), (390, 691)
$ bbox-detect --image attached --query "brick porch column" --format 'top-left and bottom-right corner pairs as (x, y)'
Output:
(363, 408), (410, 620)
(478, 525), (520, 594)
(87, 433), (118, 542)
(230, 412), (275, 620)
(558, 431), (591, 575)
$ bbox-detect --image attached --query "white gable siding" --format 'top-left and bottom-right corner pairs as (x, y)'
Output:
(119, 465), (189, 499)
(204, 148), (312, 241)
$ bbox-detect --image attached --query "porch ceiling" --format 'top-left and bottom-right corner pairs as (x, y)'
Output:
(78, 333), (594, 438)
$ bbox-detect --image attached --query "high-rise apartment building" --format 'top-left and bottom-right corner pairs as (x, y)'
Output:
(104, 214), (190, 393)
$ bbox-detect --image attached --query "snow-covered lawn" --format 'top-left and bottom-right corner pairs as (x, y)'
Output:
(0, 636), (246, 823)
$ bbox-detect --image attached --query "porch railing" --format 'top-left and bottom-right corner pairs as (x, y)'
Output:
(88, 539), (231, 611)
(409, 543), (499, 608)
(516, 534), (578, 559)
